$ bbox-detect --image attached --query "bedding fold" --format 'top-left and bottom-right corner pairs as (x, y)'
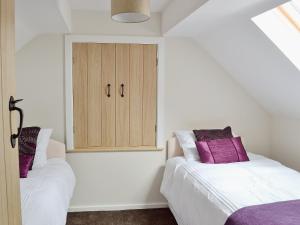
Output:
(225, 200), (300, 225)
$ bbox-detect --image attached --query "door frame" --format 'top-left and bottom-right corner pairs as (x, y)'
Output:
(65, 35), (165, 150)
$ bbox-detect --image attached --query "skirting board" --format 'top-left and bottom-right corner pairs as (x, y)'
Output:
(69, 202), (168, 212)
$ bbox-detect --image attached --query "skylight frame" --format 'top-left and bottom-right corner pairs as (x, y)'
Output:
(277, 0), (300, 32)
(252, 0), (300, 72)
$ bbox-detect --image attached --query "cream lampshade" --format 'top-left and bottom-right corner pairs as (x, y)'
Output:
(111, 0), (150, 23)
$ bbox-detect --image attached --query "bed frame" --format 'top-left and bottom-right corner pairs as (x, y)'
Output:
(47, 139), (66, 159)
(167, 137), (183, 159)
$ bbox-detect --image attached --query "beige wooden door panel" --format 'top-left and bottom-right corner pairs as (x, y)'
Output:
(0, 0), (22, 224)
(87, 43), (102, 147)
(116, 44), (130, 146)
(101, 44), (116, 147)
(0, 74), (9, 225)
(73, 43), (88, 148)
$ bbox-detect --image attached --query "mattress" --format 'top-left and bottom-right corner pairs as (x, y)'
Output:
(20, 158), (76, 225)
(161, 153), (300, 225)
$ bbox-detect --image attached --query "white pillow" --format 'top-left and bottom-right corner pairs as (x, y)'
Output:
(174, 130), (200, 161)
(32, 129), (53, 169)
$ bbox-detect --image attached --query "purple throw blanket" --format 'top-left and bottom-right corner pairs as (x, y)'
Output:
(225, 200), (300, 225)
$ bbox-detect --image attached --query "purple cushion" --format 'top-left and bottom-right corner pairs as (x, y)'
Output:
(195, 137), (249, 164)
(18, 127), (41, 170)
(193, 126), (233, 142)
(19, 154), (34, 178)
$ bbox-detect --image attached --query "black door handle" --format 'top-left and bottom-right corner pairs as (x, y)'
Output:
(121, 84), (125, 98)
(9, 96), (24, 148)
(107, 84), (111, 98)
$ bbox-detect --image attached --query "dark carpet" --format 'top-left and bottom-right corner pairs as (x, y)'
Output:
(67, 208), (178, 225)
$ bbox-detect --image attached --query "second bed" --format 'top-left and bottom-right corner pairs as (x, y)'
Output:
(161, 137), (300, 225)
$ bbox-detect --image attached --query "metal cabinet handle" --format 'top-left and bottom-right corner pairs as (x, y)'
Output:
(9, 96), (24, 148)
(121, 84), (125, 98)
(107, 84), (111, 97)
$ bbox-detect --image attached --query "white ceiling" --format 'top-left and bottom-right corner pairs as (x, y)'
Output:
(69, 0), (173, 12)
(166, 0), (300, 119)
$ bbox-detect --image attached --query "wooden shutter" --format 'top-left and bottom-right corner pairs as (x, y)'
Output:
(87, 43), (102, 147)
(101, 44), (116, 147)
(143, 45), (157, 146)
(73, 43), (88, 148)
(116, 44), (130, 146)
(129, 44), (144, 147)
(72, 43), (157, 150)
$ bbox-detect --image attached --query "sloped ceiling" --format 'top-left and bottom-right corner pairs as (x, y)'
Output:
(165, 0), (300, 119)
(16, 0), (300, 118)
(16, 0), (71, 51)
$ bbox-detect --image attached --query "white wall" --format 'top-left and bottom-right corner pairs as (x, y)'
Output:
(16, 35), (65, 142)
(164, 38), (271, 155)
(16, 11), (271, 211)
(271, 116), (300, 171)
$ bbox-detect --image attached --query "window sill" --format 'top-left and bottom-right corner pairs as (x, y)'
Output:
(66, 146), (164, 153)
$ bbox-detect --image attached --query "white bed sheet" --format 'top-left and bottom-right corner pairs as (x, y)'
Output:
(20, 158), (76, 225)
(161, 153), (300, 225)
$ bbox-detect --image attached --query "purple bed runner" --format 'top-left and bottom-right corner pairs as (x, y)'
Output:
(225, 200), (300, 225)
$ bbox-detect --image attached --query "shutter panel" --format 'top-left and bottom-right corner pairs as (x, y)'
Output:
(87, 43), (102, 147)
(129, 44), (144, 147)
(143, 45), (157, 146)
(101, 44), (116, 147)
(116, 44), (130, 146)
(73, 43), (88, 148)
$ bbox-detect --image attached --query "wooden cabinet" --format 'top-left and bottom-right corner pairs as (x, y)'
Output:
(72, 43), (157, 150)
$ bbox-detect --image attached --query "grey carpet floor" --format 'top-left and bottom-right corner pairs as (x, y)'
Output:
(67, 208), (178, 225)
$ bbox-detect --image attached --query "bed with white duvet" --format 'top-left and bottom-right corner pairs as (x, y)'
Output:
(20, 140), (75, 225)
(161, 153), (300, 225)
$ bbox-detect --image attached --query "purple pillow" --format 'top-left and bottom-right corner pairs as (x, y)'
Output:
(18, 127), (41, 170)
(193, 126), (233, 142)
(19, 154), (34, 178)
(195, 137), (249, 164)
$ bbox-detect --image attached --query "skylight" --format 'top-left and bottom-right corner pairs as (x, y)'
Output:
(252, 0), (300, 71)
(278, 0), (300, 31)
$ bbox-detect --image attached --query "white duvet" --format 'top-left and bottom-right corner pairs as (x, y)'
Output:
(20, 158), (76, 225)
(161, 153), (300, 225)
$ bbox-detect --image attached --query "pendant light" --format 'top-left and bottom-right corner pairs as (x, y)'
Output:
(111, 0), (150, 23)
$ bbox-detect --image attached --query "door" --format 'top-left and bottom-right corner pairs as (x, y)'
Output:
(0, 0), (22, 224)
